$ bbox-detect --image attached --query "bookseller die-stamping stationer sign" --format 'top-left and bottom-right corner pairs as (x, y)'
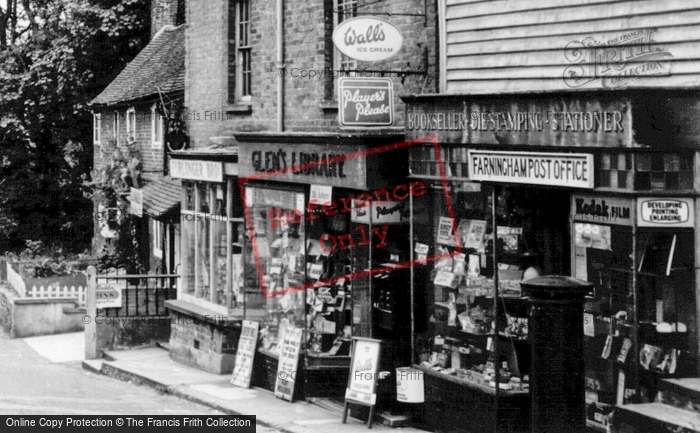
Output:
(467, 150), (594, 189)
(332, 16), (404, 63)
(339, 77), (394, 128)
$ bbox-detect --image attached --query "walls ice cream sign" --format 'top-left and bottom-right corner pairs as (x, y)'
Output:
(333, 17), (404, 62)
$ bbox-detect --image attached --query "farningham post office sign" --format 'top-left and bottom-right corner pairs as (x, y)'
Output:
(467, 150), (594, 189)
(339, 77), (394, 127)
(332, 16), (404, 62)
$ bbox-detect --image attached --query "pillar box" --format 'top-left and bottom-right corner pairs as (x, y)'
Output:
(520, 276), (592, 433)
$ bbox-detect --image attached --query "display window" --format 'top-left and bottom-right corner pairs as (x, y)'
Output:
(412, 181), (569, 392)
(576, 222), (697, 410)
(180, 179), (244, 314)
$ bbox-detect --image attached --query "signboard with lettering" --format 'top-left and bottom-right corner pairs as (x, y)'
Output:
(404, 96), (631, 148)
(342, 337), (382, 427)
(95, 283), (123, 309)
(129, 188), (143, 217)
(239, 143), (368, 189)
(231, 320), (259, 388)
(332, 17), (404, 63)
(339, 78), (393, 127)
(310, 185), (333, 205)
(571, 195), (634, 226)
(170, 159), (223, 182)
(467, 150), (593, 189)
(638, 198), (694, 227)
(274, 327), (304, 402)
(350, 198), (409, 224)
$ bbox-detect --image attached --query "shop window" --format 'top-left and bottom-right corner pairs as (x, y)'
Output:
(228, 0), (251, 104)
(180, 180), (244, 313)
(412, 182), (570, 392)
(574, 215), (696, 413)
(93, 113), (101, 145)
(243, 187), (306, 323)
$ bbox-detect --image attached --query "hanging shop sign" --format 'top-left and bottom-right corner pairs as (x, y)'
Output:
(404, 96), (631, 147)
(169, 159), (223, 182)
(240, 142), (368, 189)
(129, 188), (143, 217)
(338, 78), (394, 127)
(637, 198), (694, 227)
(231, 320), (260, 389)
(332, 16), (404, 63)
(571, 194), (634, 226)
(467, 150), (594, 189)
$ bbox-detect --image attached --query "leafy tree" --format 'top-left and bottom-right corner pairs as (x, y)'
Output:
(0, 0), (150, 253)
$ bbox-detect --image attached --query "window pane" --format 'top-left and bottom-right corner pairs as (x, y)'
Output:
(195, 211), (210, 300)
(245, 187), (306, 328)
(213, 219), (228, 306)
(183, 216), (195, 295)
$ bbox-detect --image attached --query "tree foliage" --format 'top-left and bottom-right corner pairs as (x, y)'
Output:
(0, 0), (150, 253)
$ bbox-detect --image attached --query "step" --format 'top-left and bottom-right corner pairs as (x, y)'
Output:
(613, 403), (700, 433)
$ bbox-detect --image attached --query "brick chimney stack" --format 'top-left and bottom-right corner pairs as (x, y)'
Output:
(151, 0), (184, 39)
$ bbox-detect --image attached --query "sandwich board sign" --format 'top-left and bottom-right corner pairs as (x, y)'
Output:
(342, 337), (382, 428)
(274, 327), (304, 401)
(231, 320), (259, 388)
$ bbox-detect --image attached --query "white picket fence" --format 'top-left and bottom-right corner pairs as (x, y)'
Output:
(24, 284), (87, 307)
(6, 262), (87, 307)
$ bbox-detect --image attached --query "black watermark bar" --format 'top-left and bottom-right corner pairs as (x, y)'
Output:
(2, 416), (255, 432)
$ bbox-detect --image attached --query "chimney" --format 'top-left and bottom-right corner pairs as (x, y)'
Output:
(151, 0), (184, 39)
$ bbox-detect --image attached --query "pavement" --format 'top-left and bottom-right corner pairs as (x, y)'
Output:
(0, 331), (223, 417)
(21, 331), (424, 433)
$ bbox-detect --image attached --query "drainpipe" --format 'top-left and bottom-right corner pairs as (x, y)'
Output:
(277, 0), (284, 132)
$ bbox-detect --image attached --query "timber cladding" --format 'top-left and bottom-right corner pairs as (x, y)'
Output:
(440, 0), (700, 94)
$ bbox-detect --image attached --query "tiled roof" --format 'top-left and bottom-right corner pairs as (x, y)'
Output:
(140, 176), (181, 218)
(90, 25), (185, 106)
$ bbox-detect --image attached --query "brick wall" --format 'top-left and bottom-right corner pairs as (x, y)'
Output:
(151, 0), (180, 39)
(169, 309), (241, 373)
(92, 103), (166, 186)
(91, 101), (169, 252)
(185, 0), (439, 148)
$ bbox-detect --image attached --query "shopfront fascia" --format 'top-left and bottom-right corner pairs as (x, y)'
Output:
(235, 132), (414, 398)
(402, 91), (700, 432)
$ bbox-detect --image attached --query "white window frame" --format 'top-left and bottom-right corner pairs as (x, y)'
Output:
(93, 113), (102, 145)
(153, 219), (163, 259)
(126, 107), (136, 142)
(113, 111), (119, 141)
(151, 104), (164, 148)
(333, 0), (358, 95)
(180, 180), (242, 316)
(228, 0), (252, 104)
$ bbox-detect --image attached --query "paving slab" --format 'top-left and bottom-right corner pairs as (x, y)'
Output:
(22, 331), (84, 363)
(100, 346), (424, 433)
